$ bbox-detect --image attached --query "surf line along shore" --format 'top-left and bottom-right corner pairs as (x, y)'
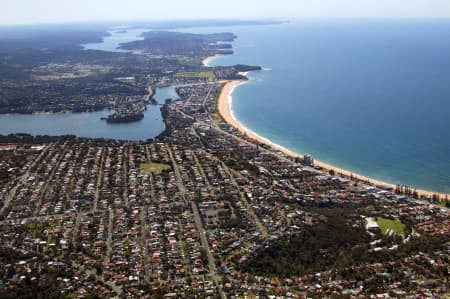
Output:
(202, 55), (221, 67)
(216, 78), (450, 200)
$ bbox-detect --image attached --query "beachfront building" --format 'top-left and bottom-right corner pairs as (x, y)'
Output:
(304, 154), (314, 166)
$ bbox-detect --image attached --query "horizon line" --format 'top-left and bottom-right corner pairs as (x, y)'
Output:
(1, 16), (450, 27)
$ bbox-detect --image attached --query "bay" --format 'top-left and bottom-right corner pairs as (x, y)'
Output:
(83, 27), (146, 53)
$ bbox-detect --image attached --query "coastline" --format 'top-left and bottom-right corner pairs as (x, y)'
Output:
(217, 80), (449, 199)
(202, 55), (221, 67)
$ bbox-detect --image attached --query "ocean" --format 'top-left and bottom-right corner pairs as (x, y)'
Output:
(182, 20), (450, 193)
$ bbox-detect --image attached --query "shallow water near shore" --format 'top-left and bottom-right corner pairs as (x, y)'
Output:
(184, 20), (450, 193)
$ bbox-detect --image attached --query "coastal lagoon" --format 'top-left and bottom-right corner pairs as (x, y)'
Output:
(0, 84), (178, 141)
(0, 28), (176, 141)
(184, 20), (450, 193)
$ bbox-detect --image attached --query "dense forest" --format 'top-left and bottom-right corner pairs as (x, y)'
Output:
(242, 208), (445, 278)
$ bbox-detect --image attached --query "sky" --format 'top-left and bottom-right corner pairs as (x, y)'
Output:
(1, 0), (450, 25)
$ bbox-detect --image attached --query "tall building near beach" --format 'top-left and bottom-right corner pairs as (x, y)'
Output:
(304, 154), (314, 166)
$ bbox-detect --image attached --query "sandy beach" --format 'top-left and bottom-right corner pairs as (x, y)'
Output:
(217, 80), (449, 199)
(202, 55), (220, 67)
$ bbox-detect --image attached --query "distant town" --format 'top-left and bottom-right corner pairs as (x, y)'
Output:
(0, 22), (448, 298)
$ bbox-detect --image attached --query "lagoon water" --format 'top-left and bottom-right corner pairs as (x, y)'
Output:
(0, 28), (170, 141)
(182, 20), (450, 193)
(0, 84), (175, 140)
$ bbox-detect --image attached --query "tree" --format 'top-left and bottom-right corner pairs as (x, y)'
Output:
(229, 214), (240, 227)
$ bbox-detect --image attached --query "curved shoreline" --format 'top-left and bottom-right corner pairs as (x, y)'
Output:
(202, 55), (221, 67)
(218, 80), (449, 199)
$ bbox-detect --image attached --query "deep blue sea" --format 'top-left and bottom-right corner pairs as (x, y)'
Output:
(182, 20), (450, 193)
